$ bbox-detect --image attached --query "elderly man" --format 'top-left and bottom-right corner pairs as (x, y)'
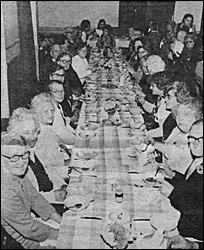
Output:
(48, 80), (76, 145)
(41, 43), (62, 85)
(1, 132), (62, 249)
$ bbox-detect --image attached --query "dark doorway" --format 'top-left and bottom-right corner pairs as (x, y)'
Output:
(119, 1), (147, 31)
(119, 1), (175, 34)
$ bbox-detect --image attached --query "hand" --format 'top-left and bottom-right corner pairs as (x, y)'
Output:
(159, 164), (175, 179)
(166, 235), (199, 249)
(159, 179), (174, 197)
(135, 94), (145, 105)
(54, 189), (67, 202)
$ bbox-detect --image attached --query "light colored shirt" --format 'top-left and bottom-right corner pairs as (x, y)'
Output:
(1, 167), (56, 249)
(155, 127), (192, 174)
(51, 103), (75, 145)
(72, 55), (92, 84)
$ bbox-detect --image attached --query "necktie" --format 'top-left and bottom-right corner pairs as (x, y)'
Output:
(58, 104), (66, 126)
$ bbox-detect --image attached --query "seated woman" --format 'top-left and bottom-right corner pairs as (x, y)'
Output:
(97, 24), (115, 50)
(163, 81), (191, 140)
(31, 93), (72, 185)
(176, 13), (196, 36)
(72, 42), (93, 85)
(160, 119), (203, 242)
(180, 33), (200, 73)
(151, 97), (203, 174)
(126, 37), (147, 71)
(80, 19), (91, 43)
(1, 132), (62, 249)
(48, 80), (76, 145)
(6, 107), (68, 202)
(136, 71), (171, 139)
(125, 43), (151, 85)
(95, 19), (106, 37)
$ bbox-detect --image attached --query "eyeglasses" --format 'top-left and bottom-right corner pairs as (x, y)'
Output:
(1, 152), (30, 162)
(51, 90), (65, 94)
(165, 93), (176, 99)
(187, 135), (203, 143)
(60, 59), (71, 64)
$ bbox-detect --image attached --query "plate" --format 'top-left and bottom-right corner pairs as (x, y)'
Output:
(135, 231), (167, 249)
(137, 189), (159, 204)
(75, 149), (98, 160)
(150, 213), (179, 232)
(67, 184), (93, 196)
(64, 194), (94, 212)
(100, 223), (129, 249)
(109, 209), (131, 225)
(80, 123), (99, 131)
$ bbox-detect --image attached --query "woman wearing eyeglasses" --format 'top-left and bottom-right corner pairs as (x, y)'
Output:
(160, 119), (203, 248)
(1, 132), (62, 249)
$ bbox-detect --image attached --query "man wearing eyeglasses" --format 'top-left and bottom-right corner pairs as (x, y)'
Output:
(48, 80), (76, 145)
(160, 119), (203, 246)
(1, 133), (62, 249)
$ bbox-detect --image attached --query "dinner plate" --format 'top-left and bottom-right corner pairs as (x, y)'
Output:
(64, 194), (94, 212)
(150, 213), (179, 232)
(100, 222), (129, 249)
(75, 149), (98, 160)
(67, 183), (93, 196)
(80, 123), (99, 131)
(109, 209), (131, 225)
(137, 188), (159, 205)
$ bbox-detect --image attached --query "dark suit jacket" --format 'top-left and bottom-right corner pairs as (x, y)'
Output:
(168, 163), (203, 240)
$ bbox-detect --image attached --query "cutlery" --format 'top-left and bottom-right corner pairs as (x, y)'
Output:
(133, 218), (150, 221)
(80, 216), (102, 220)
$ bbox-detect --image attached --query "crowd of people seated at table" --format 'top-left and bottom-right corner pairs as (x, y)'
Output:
(1, 13), (203, 249)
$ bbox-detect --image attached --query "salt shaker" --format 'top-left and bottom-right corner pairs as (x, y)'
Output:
(115, 188), (124, 203)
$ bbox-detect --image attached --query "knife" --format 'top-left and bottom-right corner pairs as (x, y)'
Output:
(80, 216), (102, 220)
(133, 218), (150, 221)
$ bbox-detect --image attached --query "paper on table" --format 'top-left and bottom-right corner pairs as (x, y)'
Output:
(172, 40), (184, 57)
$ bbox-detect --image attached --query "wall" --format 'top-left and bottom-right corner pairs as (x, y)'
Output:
(174, 1), (203, 32)
(37, 1), (119, 28)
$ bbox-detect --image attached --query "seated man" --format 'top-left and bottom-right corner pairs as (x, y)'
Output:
(47, 80), (76, 145)
(1, 132), (62, 249)
(160, 119), (203, 241)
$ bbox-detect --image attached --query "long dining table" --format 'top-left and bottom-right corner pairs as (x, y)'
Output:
(56, 51), (179, 249)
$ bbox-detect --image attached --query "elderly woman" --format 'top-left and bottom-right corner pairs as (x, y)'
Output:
(72, 42), (93, 85)
(161, 119), (203, 245)
(152, 97), (203, 174)
(1, 132), (62, 249)
(6, 107), (68, 202)
(163, 81), (191, 140)
(48, 80), (76, 145)
(31, 93), (71, 188)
